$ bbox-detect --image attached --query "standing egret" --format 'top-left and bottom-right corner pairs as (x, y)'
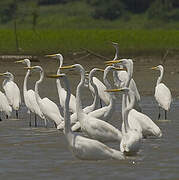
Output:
(0, 72), (21, 118)
(27, 66), (64, 128)
(60, 64), (122, 143)
(106, 88), (142, 155)
(46, 53), (76, 113)
(71, 68), (102, 131)
(15, 59), (45, 126)
(151, 65), (172, 119)
(107, 59), (162, 138)
(0, 91), (12, 120)
(88, 66), (123, 121)
(58, 68), (101, 131)
(106, 59), (141, 112)
(48, 73), (124, 160)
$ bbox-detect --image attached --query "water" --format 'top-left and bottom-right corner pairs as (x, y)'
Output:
(0, 59), (179, 179)
(0, 96), (179, 180)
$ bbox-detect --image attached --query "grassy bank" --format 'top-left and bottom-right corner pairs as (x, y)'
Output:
(0, 29), (179, 56)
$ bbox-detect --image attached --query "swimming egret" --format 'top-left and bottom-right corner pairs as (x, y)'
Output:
(49, 73), (124, 160)
(15, 59), (44, 126)
(27, 66), (63, 128)
(0, 71), (21, 118)
(151, 65), (172, 119)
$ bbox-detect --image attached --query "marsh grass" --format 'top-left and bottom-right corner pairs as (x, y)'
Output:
(0, 29), (179, 56)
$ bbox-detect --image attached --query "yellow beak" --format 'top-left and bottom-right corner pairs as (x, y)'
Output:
(24, 66), (35, 70)
(105, 88), (123, 92)
(15, 60), (24, 63)
(46, 74), (64, 78)
(0, 73), (5, 76)
(151, 66), (157, 70)
(60, 65), (74, 70)
(45, 54), (57, 57)
(105, 59), (123, 64)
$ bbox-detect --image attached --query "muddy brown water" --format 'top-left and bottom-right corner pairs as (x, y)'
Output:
(0, 57), (179, 179)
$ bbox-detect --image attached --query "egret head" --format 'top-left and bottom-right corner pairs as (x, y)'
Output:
(24, 65), (43, 73)
(15, 59), (31, 67)
(60, 64), (84, 73)
(151, 65), (164, 71)
(0, 71), (14, 79)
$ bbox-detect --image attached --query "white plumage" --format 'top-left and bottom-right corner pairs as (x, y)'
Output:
(0, 91), (12, 118)
(56, 73), (124, 160)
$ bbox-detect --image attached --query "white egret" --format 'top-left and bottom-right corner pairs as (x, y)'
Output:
(46, 53), (76, 113)
(70, 68), (102, 131)
(106, 59), (141, 112)
(107, 59), (162, 138)
(60, 64), (122, 143)
(0, 91), (12, 120)
(58, 68), (101, 131)
(0, 72), (21, 118)
(151, 65), (172, 119)
(106, 88), (142, 155)
(15, 59), (45, 126)
(88, 66), (123, 121)
(27, 66), (64, 127)
(49, 73), (124, 160)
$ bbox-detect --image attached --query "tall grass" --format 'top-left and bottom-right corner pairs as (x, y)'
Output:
(0, 29), (179, 56)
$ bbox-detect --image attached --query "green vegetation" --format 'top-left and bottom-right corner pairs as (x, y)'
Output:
(0, 0), (179, 55)
(0, 29), (179, 56)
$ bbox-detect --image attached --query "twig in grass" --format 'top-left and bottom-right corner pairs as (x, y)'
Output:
(80, 48), (110, 60)
(161, 49), (170, 65)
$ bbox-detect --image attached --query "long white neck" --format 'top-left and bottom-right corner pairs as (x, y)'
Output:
(123, 90), (135, 133)
(63, 77), (73, 136)
(23, 69), (30, 93)
(104, 68), (115, 108)
(88, 75), (99, 110)
(35, 70), (44, 104)
(56, 57), (63, 90)
(76, 67), (85, 117)
(114, 44), (119, 60)
(157, 67), (163, 85)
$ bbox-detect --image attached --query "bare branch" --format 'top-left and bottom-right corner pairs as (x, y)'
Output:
(80, 48), (110, 60)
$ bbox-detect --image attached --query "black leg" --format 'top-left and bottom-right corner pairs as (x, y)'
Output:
(0, 112), (2, 121)
(158, 107), (161, 120)
(34, 114), (37, 127)
(165, 110), (167, 120)
(29, 112), (31, 127)
(100, 99), (102, 108)
(16, 110), (18, 119)
(54, 122), (57, 128)
(6, 115), (8, 119)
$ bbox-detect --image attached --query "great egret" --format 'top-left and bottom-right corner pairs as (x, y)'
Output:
(60, 64), (122, 143)
(108, 59), (162, 138)
(58, 68), (101, 131)
(46, 53), (76, 113)
(106, 88), (142, 155)
(106, 59), (141, 112)
(0, 71), (21, 118)
(49, 73), (124, 160)
(0, 91), (12, 120)
(151, 65), (172, 119)
(15, 59), (45, 126)
(88, 66), (123, 121)
(27, 66), (64, 128)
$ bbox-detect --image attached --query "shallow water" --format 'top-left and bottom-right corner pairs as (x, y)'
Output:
(0, 58), (179, 179)
(0, 96), (179, 180)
